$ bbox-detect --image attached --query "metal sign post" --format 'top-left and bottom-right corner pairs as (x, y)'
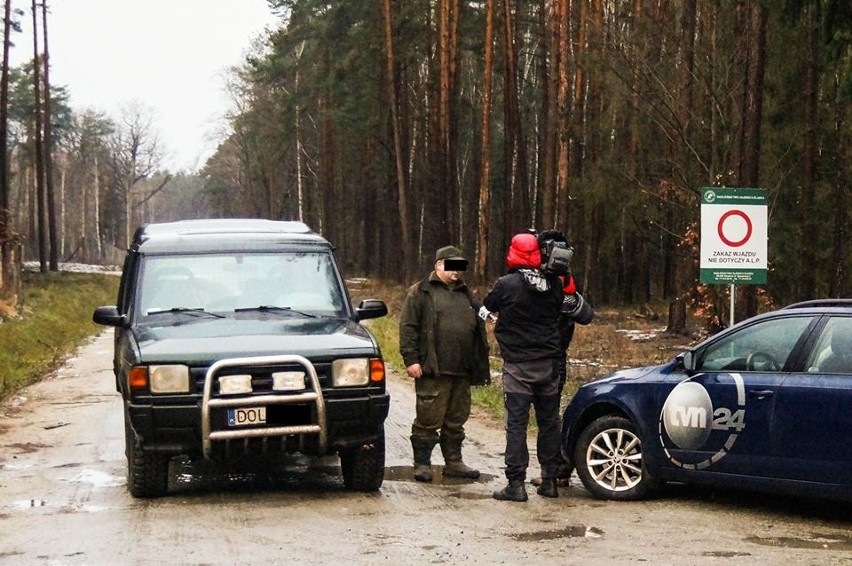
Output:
(730, 283), (736, 326)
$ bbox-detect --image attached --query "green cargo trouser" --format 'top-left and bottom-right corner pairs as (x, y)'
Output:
(411, 374), (471, 443)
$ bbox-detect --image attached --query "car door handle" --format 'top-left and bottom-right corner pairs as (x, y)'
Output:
(748, 389), (775, 399)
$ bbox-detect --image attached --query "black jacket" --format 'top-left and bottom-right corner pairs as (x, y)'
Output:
(483, 268), (563, 363)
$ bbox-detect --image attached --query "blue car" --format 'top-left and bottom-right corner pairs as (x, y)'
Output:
(561, 299), (852, 502)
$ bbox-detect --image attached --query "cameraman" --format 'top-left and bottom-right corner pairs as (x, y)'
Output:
(483, 232), (565, 501)
(533, 229), (594, 486)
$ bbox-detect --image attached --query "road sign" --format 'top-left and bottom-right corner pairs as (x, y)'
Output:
(699, 187), (767, 285)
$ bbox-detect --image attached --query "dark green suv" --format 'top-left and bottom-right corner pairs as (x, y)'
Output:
(93, 219), (389, 497)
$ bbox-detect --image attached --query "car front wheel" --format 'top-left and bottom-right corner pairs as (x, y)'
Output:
(574, 415), (653, 500)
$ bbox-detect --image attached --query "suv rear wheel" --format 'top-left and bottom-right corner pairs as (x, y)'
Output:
(339, 426), (385, 491)
(125, 415), (169, 498)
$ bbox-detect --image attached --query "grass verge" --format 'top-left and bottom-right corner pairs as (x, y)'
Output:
(0, 271), (119, 401)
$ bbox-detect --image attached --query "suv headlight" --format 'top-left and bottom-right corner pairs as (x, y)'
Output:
(148, 365), (190, 393)
(332, 358), (369, 387)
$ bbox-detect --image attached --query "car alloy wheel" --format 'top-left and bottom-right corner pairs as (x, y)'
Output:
(574, 415), (652, 500)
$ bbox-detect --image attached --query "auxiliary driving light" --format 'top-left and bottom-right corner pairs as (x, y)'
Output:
(219, 374), (253, 395)
(272, 370), (306, 391)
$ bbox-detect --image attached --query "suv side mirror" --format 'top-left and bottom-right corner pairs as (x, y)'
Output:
(356, 299), (388, 320)
(93, 305), (127, 327)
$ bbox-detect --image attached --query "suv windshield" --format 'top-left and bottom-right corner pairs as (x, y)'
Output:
(136, 252), (348, 318)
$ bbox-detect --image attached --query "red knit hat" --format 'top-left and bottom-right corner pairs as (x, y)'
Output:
(506, 233), (542, 270)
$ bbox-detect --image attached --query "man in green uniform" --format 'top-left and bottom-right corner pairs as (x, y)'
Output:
(399, 245), (490, 482)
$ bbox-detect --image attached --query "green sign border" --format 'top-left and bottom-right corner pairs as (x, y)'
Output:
(700, 268), (767, 285)
(701, 187), (767, 206)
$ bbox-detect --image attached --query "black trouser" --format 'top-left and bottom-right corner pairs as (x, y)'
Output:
(501, 358), (561, 481)
(504, 392), (561, 481)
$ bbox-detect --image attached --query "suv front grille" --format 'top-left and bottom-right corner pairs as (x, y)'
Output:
(189, 362), (332, 395)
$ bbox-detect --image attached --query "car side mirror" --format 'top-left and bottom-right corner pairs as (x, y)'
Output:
(93, 305), (127, 327)
(355, 299), (388, 320)
(680, 351), (696, 372)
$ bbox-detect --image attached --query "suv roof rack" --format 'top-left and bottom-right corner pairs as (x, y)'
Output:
(782, 298), (852, 310)
(138, 219), (312, 239)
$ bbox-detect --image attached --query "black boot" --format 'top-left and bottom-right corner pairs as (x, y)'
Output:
(554, 458), (572, 486)
(440, 436), (480, 479)
(536, 477), (558, 498)
(411, 436), (436, 482)
(493, 479), (528, 502)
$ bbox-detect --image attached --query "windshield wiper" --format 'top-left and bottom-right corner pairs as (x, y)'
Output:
(146, 307), (225, 318)
(234, 305), (316, 318)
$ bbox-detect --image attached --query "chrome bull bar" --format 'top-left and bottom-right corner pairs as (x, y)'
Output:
(200, 355), (328, 459)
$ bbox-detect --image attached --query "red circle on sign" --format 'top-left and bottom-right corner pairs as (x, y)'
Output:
(717, 210), (752, 247)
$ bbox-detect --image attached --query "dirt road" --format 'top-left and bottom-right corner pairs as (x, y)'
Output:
(1, 332), (851, 565)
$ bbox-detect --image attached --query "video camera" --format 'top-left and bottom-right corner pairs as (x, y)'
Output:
(536, 229), (574, 276)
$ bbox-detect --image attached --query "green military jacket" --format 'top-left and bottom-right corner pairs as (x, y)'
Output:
(398, 273), (490, 385)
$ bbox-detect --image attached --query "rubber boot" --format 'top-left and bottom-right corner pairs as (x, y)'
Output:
(536, 477), (558, 498)
(493, 479), (528, 502)
(440, 436), (480, 479)
(411, 436), (435, 482)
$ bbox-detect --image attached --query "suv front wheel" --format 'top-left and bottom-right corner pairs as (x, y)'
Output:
(339, 426), (385, 491)
(125, 415), (169, 498)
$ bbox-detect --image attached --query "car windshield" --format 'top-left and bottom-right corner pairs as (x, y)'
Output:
(136, 252), (348, 318)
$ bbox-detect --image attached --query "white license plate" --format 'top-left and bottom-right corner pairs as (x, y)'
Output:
(227, 406), (267, 426)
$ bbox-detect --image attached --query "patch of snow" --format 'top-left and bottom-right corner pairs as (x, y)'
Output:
(23, 262), (121, 275)
(616, 328), (667, 341)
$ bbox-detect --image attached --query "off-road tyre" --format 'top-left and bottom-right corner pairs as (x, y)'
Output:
(574, 415), (653, 501)
(339, 426), (385, 492)
(125, 415), (169, 498)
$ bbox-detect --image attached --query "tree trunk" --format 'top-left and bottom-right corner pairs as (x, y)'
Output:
(554, 0), (570, 228)
(41, 0), (57, 270)
(798, 2), (818, 301)
(666, 0), (697, 314)
(665, 296), (688, 336)
(501, 0), (530, 248)
(0, 0), (10, 232)
(0, 0), (21, 309)
(93, 149), (102, 259)
(830, 70), (848, 296)
(475, 0), (495, 283)
(438, 0), (461, 242)
(738, 3), (766, 320)
(538, 0), (558, 229)
(382, 0), (412, 280)
(31, 0), (47, 271)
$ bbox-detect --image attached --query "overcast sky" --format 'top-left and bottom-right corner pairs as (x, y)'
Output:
(12, 0), (279, 172)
